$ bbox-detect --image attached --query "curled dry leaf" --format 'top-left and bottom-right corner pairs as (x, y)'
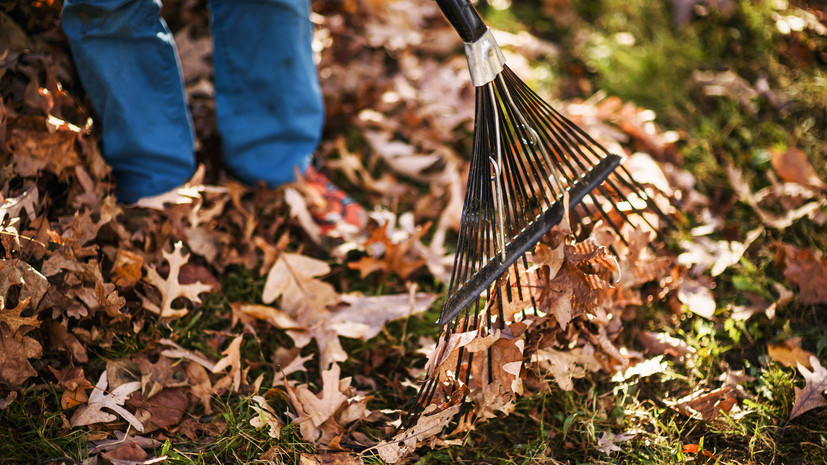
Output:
(143, 241), (214, 319)
(249, 395), (283, 439)
(372, 403), (462, 464)
(789, 356), (827, 422)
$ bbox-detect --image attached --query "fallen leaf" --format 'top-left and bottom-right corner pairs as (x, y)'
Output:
(770, 147), (826, 190)
(677, 279), (716, 319)
(111, 249), (144, 288)
(637, 331), (695, 358)
(668, 385), (737, 421)
(768, 339), (816, 369)
(611, 356), (668, 382)
(0, 259), (49, 313)
(682, 443), (717, 459)
(789, 356), (827, 422)
(286, 364), (348, 442)
(262, 252), (339, 315)
(597, 430), (637, 454)
(0, 184), (38, 224)
(127, 388), (189, 433)
(329, 292), (437, 340)
(776, 243), (827, 305)
(0, 325), (42, 386)
(211, 335), (244, 391)
(298, 452), (365, 465)
(532, 346), (602, 391)
(143, 241), (214, 319)
(71, 371), (144, 432)
(372, 403), (462, 464)
(101, 443), (148, 464)
(250, 395), (282, 439)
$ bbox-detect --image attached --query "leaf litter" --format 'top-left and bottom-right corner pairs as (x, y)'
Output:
(1, 0), (824, 463)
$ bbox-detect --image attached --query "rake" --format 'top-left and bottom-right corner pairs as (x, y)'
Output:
(398, 0), (670, 429)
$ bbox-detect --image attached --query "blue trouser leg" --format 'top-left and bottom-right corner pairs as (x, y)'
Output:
(62, 0), (195, 203)
(209, 0), (324, 187)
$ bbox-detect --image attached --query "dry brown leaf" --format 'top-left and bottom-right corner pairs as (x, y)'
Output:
(372, 403), (462, 464)
(159, 338), (216, 371)
(329, 291), (437, 340)
(0, 259), (49, 313)
(768, 339), (816, 369)
(48, 320), (89, 363)
(211, 335), (244, 391)
(637, 331), (695, 358)
(185, 362), (216, 414)
(8, 127), (81, 177)
(776, 243), (827, 305)
(298, 452), (364, 465)
(0, 184), (38, 224)
(0, 297), (39, 335)
(668, 385), (737, 421)
(347, 222), (427, 280)
(237, 304), (302, 330)
(70, 371), (144, 431)
(770, 147), (826, 190)
(101, 443), (149, 464)
(286, 364), (348, 442)
(272, 348), (313, 387)
(0, 325), (42, 386)
(127, 388), (189, 433)
(532, 345), (602, 391)
(789, 356), (827, 421)
(143, 241), (214, 319)
(249, 395), (282, 439)
(262, 252), (339, 315)
(111, 249), (144, 288)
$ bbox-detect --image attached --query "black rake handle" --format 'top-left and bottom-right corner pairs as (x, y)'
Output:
(435, 0), (488, 42)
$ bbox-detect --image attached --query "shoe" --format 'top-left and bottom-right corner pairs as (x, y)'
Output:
(302, 165), (367, 236)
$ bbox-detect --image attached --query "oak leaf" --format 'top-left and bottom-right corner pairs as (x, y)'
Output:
(262, 253), (339, 315)
(0, 325), (42, 386)
(143, 242), (214, 319)
(286, 364), (348, 442)
(70, 371), (144, 431)
(211, 335), (244, 391)
(329, 292), (437, 340)
(789, 356), (827, 422)
(347, 222), (427, 280)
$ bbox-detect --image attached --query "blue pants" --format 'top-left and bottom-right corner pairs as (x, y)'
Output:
(62, 0), (324, 203)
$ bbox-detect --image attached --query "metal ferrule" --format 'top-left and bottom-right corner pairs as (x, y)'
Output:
(463, 27), (506, 87)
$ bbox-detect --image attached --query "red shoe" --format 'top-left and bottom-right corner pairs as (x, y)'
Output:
(302, 165), (367, 236)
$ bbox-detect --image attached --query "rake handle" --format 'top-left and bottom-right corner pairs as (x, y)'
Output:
(435, 0), (487, 43)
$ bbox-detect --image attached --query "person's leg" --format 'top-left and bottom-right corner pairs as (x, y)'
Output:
(62, 0), (195, 203)
(209, 0), (324, 187)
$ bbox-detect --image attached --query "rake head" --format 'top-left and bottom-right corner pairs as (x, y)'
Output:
(397, 0), (672, 434)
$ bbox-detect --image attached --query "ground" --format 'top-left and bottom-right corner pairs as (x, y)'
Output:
(0, 0), (825, 464)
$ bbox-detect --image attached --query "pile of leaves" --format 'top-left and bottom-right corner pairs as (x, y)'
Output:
(1, 0), (826, 464)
